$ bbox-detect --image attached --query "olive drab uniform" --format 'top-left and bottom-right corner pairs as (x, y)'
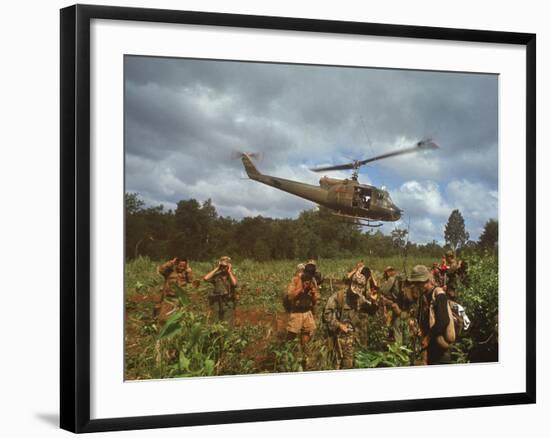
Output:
(345, 267), (377, 349)
(158, 261), (194, 297)
(323, 289), (377, 369)
(207, 271), (235, 322)
(156, 261), (194, 325)
(379, 274), (409, 345)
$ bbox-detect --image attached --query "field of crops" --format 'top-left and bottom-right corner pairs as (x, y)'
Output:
(125, 254), (498, 380)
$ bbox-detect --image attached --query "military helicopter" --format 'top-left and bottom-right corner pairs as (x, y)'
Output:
(240, 138), (438, 227)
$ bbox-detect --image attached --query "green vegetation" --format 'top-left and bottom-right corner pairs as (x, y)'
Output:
(125, 253), (498, 379)
(125, 193), (457, 262)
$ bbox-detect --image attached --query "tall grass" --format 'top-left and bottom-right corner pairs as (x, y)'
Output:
(125, 254), (497, 379)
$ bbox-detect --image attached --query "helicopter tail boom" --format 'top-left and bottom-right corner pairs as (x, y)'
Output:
(241, 153), (262, 179)
(240, 154), (332, 206)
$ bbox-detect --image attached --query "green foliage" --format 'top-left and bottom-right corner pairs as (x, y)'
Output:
(267, 338), (303, 373)
(126, 194), (449, 262)
(125, 253), (499, 379)
(156, 309), (258, 377)
(355, 343), (413, 368)
(478, 218), (498, 251)
(458, 253), (499, 362)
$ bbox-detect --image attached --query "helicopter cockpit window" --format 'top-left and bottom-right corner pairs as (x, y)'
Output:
(353, 187), (372, 210)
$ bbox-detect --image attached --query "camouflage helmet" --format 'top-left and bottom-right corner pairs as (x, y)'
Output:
(384, 266), (396, 273)
(350, 271), (367, 295)
(407, 265), (432, 283)
(219, 256), (231, 266)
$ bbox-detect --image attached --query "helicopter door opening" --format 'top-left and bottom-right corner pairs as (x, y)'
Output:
(352, 187), (372, 210)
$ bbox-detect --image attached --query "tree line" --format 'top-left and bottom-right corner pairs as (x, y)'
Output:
(126, 193), (498, 262)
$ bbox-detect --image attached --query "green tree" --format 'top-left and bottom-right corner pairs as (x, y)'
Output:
(125, 192), (145, 214)
(391, 228), (408, 250)
(478, 219), (498, 250)
(444, 209), (469, 251)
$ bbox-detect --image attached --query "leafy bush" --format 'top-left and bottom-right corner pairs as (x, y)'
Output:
(355, 343), (413, 368)
(456, 253), (499, 362)
(156, 309), (257, 377)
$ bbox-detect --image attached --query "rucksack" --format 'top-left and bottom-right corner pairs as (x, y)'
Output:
(282, 277), (316, 313)
(429, 288), (456, 344)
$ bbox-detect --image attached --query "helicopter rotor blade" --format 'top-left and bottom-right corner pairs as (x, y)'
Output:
(357, 138), (438, 166)
(309, 162), (357, 172)
(309, 138), (438, 173)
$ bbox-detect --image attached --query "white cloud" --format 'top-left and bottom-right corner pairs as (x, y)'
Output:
(392, 180), (450, 218)
(125, 57), (498, 243)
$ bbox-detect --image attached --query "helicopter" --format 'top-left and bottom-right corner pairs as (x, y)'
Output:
(240, 138), (438, 227)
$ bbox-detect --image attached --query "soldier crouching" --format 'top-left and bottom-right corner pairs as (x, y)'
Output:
(285, 262), (321, 371)
(203, 256), (238, 323)
(323, 270), (378, 369)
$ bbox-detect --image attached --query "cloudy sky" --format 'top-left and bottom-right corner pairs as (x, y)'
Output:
(125, 55), (498, 244)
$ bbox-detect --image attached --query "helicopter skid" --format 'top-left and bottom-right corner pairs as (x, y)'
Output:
(331, 212), (384, 227)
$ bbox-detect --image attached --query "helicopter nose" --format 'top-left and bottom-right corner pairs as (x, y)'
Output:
(392, 206), (402, 220)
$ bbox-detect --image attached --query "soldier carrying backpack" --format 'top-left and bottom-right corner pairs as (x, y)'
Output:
(283, 262), (321, 370)
(407, 265), (456, 365)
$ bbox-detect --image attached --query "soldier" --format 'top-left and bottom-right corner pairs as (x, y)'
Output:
(408, 265), (454, 365)
(156, 257), (194, 325)
(431, 262), (443, 288)
(442, 250), (463, 300)
(285, 262), (321, 370)
(323, 270), (378, 369)
(158, 257), (194, 298)
(203, 256), (238, 323)
(379, 266), (410, 345)
(346, 261), (377, 292)
(345, 262), (377, 348)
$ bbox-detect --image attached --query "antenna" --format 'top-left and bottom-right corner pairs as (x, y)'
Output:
(403, 215), (411, 276)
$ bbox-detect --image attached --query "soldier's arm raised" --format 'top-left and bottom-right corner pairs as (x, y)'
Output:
(286, 276), (303, 300)
(203, 266), (219, 281)
(158, 259), (175, 278)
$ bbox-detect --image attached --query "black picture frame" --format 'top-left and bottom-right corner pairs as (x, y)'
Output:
(60, 4), (536, 433)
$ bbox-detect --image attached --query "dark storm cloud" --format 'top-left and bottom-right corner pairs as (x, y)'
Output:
(125, 56), (498, 243)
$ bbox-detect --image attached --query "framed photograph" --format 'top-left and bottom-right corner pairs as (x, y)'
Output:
(60, 4), (536, 433)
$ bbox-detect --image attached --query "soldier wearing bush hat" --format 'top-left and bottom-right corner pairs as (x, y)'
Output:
(203, 256), (238, 322)
(408, 264), (432, 283)
(408, 265), (453, 365)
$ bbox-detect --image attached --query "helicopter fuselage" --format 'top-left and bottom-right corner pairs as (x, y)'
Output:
(241, 155), (401, 223)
